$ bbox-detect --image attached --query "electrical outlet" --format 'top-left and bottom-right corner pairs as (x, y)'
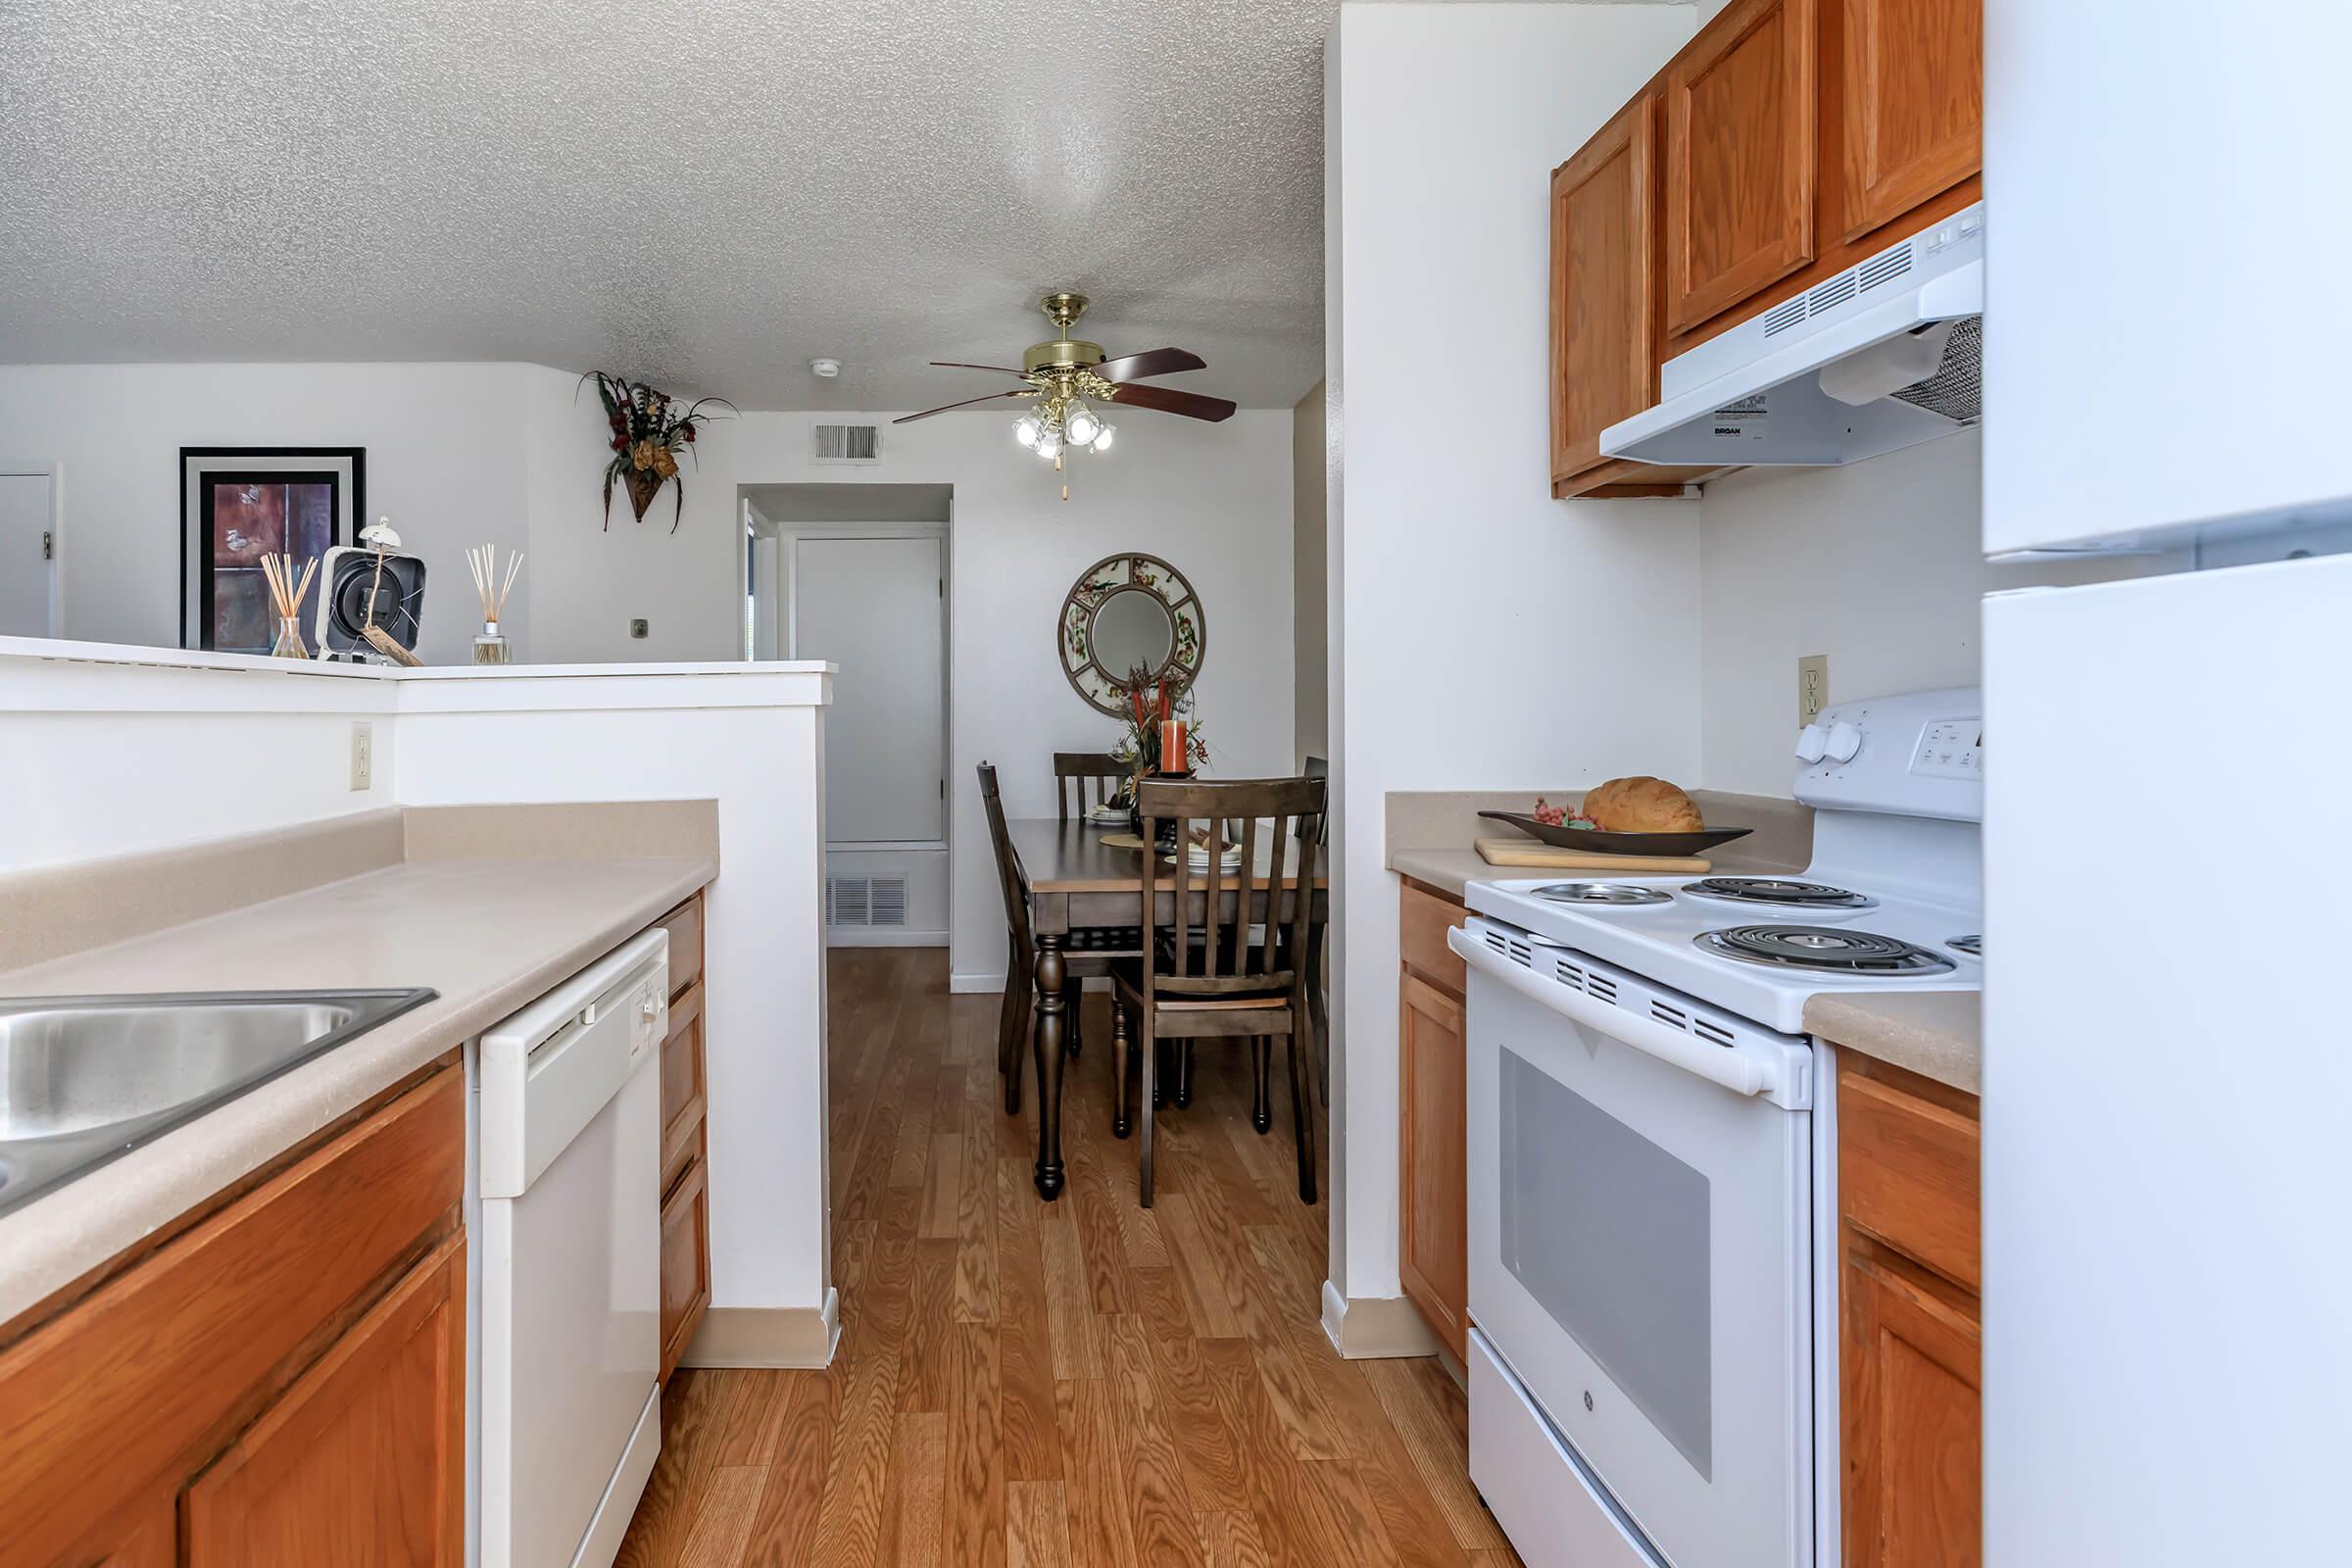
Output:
(629, 617), (649, 639)
(349, 720), (373, 791)
(1797, 655), (1829, 726)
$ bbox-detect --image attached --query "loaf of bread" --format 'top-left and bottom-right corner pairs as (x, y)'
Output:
(1582, 776), (1703, 834)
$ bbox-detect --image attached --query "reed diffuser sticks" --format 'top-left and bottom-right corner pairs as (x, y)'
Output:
(466, 544), (521, 626)
(259, 552), (318, 659)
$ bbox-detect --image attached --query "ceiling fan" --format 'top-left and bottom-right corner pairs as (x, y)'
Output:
(896, 291), (1237, 497)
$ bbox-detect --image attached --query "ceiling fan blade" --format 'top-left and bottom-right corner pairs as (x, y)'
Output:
(892, 389), (1033, 423)
(1107, 382), (1236, 422)
(928, 361), (1026, 375)
(1094, 347), (1207, 383)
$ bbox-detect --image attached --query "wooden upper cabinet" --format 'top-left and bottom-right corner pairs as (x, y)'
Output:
(1838, 0), (1982, 243)
(1550, 94), (1658, 486)
(1663, 0), (1817, 335)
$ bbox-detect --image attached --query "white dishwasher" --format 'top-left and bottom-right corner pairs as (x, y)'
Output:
(470, 928), (668, 1568)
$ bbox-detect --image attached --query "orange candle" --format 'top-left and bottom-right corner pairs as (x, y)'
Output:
(1160, 718), (1188, 775)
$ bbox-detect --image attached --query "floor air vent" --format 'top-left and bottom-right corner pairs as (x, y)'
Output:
(827, 875), (908, 926)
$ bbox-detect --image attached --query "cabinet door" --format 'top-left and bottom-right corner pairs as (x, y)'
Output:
(659, 982), (708, 1190)
(1841, 1250), (1981, 1568)
(1550, 94), (1659, 486)
(1398, 971), (1468, 1362)
(184, 1233), (466, 1568)
(1839, 0), (1981, 242)
(660, 1156), (711, 1382)
(1664, 0), (1817, 334)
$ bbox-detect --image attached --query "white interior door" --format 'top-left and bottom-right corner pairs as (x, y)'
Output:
(0, 471), (56, 636)
(792, 533), (946, 845)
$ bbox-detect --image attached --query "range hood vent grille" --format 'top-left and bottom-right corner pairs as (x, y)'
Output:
(1857, 245), (1914, 293)
(1891, 316), (1983, 423)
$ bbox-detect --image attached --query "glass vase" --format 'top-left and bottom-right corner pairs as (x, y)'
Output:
(472, 620), (512, 665)
(270, 615), (308, 660)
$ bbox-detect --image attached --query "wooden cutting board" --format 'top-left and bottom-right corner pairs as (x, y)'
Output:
(1475, 837), (1711, 873)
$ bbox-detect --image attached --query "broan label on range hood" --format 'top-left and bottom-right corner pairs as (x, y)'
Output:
(1601, 204), (1985, 468)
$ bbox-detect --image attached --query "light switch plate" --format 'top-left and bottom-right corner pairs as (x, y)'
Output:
(349, 720), (373, 791)
(629, 618), (649, 639)
(1797, 655), (1829, 726)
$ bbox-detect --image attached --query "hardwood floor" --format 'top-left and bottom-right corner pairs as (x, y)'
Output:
(616, 948), (1521, 1567)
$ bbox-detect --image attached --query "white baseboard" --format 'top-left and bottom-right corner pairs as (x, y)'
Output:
(825, 928), (947, 949)
(1321, 1280), (1444, 1359)
(677, 1290), (840, 1369)
(950, 969), (1007, 994)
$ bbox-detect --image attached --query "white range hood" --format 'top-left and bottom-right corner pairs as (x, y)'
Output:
(1601, 203), (1984, 467)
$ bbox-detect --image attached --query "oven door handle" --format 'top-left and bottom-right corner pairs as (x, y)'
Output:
(1447, 925), (1792, 1102)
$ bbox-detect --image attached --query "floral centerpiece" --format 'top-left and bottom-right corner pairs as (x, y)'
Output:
(1110, 664), (1210, 837)
(584, 371), (734, 532)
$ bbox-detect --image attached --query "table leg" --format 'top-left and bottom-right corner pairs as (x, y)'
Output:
(1032, 933), (1068, 1200)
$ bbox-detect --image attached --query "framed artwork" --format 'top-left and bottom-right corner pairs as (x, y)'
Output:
(179, 448), (364, 652)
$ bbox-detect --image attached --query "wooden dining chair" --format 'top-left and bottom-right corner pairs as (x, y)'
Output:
(1112, 774), (1325, 1207)
(978, 762), (1135, 1114)
(1054, 752), (1127, 819)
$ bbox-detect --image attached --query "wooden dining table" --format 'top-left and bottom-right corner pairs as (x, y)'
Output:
(1006, 816), (1329, 1200)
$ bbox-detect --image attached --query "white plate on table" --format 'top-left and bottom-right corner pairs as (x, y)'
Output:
(1165, 845), (1244, 871)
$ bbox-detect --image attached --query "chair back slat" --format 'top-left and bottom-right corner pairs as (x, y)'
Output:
(1054, 752), (1126, 820)
(1136, 775), (1326, 1002)
(977, 762), (1034, 954)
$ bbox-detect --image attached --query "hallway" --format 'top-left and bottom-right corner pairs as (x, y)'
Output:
(615, 949), (1516, 1565)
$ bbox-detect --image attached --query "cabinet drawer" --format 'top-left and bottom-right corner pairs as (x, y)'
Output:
(659, 1158), (710, 1382)
(1399, 882), (1468, 995)
(0, 1067), (462, 1568)
(655, 895), (703, 1003)
(659, 982), (707, 1186)
(1838, 1068), (1980, 1292)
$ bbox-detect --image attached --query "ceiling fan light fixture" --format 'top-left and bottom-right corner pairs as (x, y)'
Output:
(1013, 412), (1043, 448)
(1090, 421), (1115, 452)
(1036, 427), (1064, 459)
(1065, 405), (1102, 447)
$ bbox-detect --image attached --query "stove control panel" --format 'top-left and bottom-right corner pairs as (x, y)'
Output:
(1909, 718), (1984, 780)
(1794, 686), (1984, 821)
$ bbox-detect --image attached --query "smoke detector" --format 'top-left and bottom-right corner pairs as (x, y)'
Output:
(809, 357), (842, 378)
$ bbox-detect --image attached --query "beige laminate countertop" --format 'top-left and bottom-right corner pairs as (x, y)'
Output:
(1803, 991), (1981, 1095)
(1391, 847), (1504, 901)
(0, 855), (713, 1326)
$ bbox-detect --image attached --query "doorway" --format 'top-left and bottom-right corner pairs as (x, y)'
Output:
(742, 483), (953, 947)
(0, 466), (61, 637)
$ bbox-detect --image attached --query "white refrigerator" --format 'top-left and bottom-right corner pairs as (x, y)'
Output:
(1983, 4), (2352, 1562)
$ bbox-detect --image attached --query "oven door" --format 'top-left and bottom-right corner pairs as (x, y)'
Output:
(1455, 921), (1814, 1568)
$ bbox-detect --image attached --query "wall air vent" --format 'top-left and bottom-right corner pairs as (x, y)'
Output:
(826, 874), (909, 926)
(811, 422), (881, 465)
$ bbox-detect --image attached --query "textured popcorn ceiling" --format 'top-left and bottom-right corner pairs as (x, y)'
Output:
(0, 0), (1358, 409)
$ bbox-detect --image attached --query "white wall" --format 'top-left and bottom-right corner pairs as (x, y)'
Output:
(0, 641), (396, 870)
(1326, 2), (1701, 1309)
(0, 364), (538, 663)
(712, 409), (1298, 990)
(1293, 379), (1329, 767)
(1695, 430), (2188, 795)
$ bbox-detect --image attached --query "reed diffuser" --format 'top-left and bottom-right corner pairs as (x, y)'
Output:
(466, 544), (522, 665)
(259, 552), (318, 659)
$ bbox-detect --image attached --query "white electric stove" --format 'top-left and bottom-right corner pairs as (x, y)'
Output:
(1456, 687), (1982, 1568)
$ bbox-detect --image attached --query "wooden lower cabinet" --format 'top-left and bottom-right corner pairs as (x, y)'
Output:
(0, 1064), (465, 1568)
(655, 891), (712, 1380)
(1397, 880), (1470, 1362)
(185, 1233), (466, 1566)
(1838, 1053), (1982, 1567)
(660, 1154), (712, 1380)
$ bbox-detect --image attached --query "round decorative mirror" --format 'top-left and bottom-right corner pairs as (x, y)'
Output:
(1058, 552), (1204, 715)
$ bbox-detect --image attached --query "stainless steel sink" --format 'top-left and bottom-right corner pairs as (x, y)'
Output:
(0, 989), (436, 1216)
